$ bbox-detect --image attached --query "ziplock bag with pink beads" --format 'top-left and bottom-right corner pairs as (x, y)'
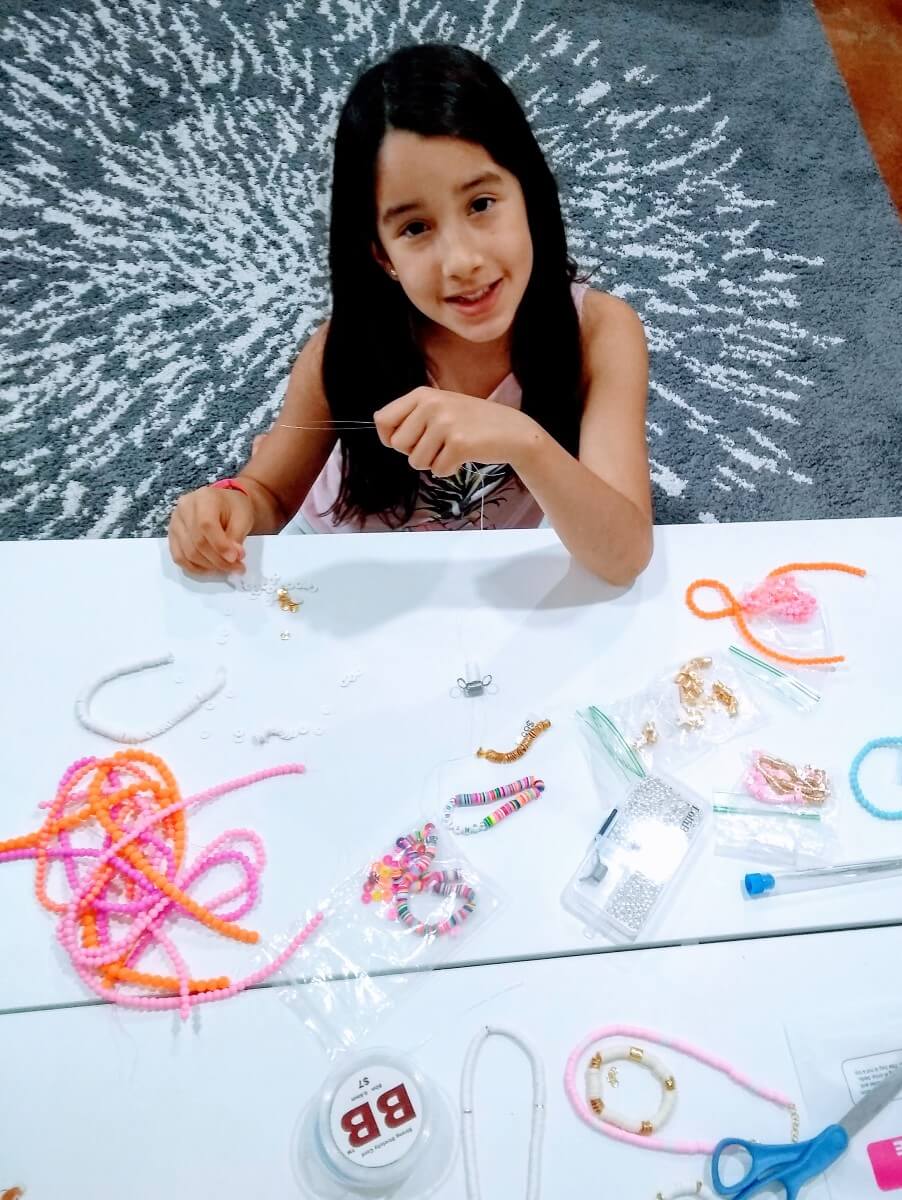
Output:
(713, 745), (839, 868)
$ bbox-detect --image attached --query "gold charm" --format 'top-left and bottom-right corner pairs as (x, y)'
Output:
(710, 680), (738, 717)
(607, 1067), (620, 1088)
(632, 721), (658, 750)
(277, 587), (301, 613)
(477, 718), (551, 763)
(674, 658), (711, 707)
(756, 753), (828, 805)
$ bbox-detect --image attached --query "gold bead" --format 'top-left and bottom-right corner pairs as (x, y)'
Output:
(640, 1120), (654, 1136)
(589, 1052), (603, 1069)
(664, 1076), (676, 1091)
(590, 1097), (605, 1116)
(629, 1046), (644, 1061)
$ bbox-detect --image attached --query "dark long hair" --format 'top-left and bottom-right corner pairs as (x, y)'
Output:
(323, 43), (583, 525)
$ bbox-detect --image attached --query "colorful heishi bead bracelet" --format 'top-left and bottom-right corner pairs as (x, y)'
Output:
(585, 1042), (677, 1136)
(393, 869), (477, 938)
(443, 776), (545, 834)
(685, 561), (866, 667)
(850, 737), (902, 819)
(0, 750), (323, 1018)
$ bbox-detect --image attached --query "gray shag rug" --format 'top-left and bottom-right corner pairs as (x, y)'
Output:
(1, 0), (900, 539)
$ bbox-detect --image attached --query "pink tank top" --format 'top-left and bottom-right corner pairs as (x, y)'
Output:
(300, 282), (589, 533)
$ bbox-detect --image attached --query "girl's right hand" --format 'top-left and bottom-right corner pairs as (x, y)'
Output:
(168, 485), (255, 575)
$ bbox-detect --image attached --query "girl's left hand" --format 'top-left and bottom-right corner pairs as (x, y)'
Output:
(374, 387), (538, 476)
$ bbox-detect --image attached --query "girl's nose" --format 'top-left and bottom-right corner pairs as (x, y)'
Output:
(441, 229), (485, 282)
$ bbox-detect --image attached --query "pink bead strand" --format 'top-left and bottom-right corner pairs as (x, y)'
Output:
(564, 1024), (797, 1154)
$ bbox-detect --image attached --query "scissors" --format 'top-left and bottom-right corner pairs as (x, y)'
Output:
(711, 1062), (902, 1199)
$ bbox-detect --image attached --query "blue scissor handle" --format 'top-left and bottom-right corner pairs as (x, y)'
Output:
(712, 1124), (849, 1200)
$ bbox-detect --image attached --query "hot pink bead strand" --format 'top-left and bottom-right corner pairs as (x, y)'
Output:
(565, 1024), (797, 1154)
(1, 753), (323, 1018)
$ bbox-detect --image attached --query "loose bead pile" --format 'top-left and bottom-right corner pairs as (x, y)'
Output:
(443, 776), (545, 835)
(738, 573), (818, 623)
(0, 750), (323, 1018)
(360, 823), (477, 936)
(477, 719), (551, 764)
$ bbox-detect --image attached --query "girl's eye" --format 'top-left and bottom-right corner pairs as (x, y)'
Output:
(401, 221), (428, 238)
(471, 196), (496, 214)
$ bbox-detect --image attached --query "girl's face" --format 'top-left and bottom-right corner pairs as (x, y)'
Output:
(374, 132), (534, 346)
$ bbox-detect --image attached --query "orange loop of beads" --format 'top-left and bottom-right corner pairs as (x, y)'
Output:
(684, 561), (866, 667)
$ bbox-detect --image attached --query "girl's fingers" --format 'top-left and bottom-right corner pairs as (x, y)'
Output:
(169, 523), (215, 576)
(374, 389), (423, 444)
(407, 425), (446, 472)
(386, 405), (430, 455)
(429, 444), (466, 478)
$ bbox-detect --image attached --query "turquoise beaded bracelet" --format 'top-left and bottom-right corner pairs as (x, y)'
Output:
(849, 737), (902, 820)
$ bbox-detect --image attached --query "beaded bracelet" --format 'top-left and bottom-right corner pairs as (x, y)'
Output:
(462, 1027), (545, 1200)
(443, 776), (545, 834)
(565, 1025), (799, 1154)
(74, 653), (226, 743)
(850, 737), (902, 820)
(586, 1042), (677, 1136)
(393, 869), (477, 937)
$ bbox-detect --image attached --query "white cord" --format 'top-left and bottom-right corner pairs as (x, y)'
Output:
(461, 1025), (546, 1200)
(74, 654), (226, 743)
(655, 1184), (715, 1200)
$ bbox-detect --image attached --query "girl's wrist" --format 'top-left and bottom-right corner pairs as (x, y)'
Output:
(509, 414), (553, 474)
(229, 475), (285, 535)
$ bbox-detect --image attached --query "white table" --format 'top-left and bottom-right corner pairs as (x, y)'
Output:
(2, 518), (901, 1014)
(6, 923), (900, 1200)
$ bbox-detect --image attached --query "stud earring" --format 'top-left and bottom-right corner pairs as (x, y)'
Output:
(388, 267), (399, 280)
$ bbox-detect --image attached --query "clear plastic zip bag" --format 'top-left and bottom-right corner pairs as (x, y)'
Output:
(713, 746), (839, 868)
(266, 819), (503, 1058)
(589, 650), (765, 776)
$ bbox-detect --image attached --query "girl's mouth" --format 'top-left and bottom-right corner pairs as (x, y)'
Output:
(445, 278), (502, 316)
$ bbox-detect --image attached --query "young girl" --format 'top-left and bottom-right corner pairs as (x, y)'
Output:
(168, 44), (652, 585)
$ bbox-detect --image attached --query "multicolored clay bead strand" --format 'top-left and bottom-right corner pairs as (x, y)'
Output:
(360, 823), (438, 906)
(361, 823), (477, 936)
(443, 776), (546, 834)
(394, 869), (477, 937)
(477, 719), (551, 764)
